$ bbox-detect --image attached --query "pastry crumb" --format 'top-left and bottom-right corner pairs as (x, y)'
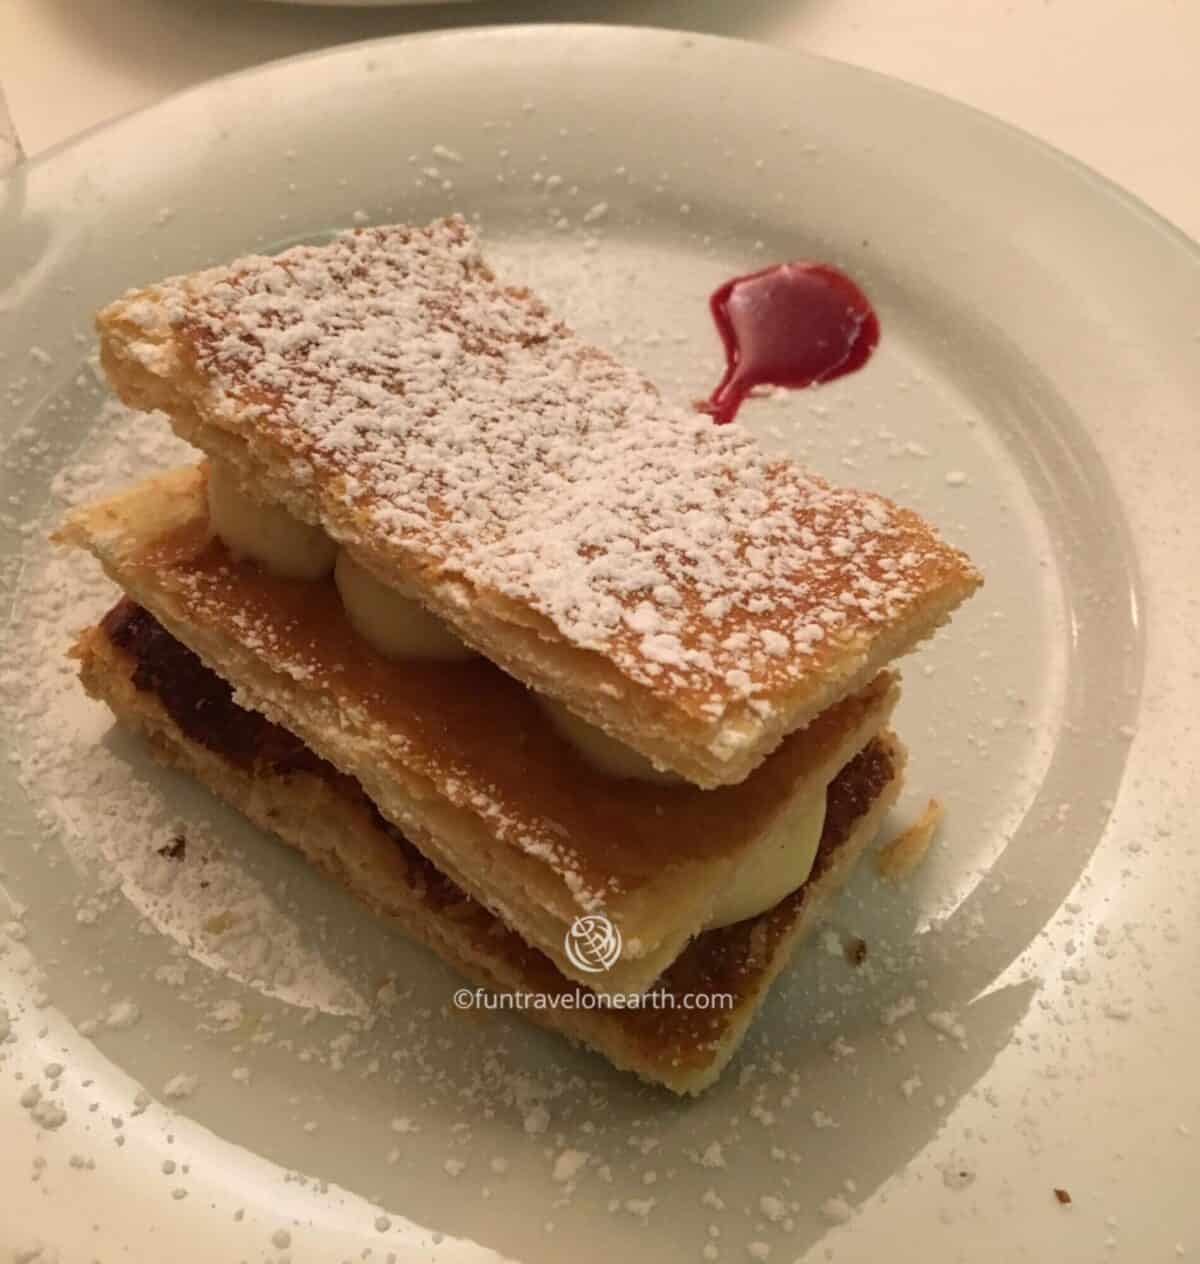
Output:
(157, 833), (187, 861)
(876, 797), (944, 882)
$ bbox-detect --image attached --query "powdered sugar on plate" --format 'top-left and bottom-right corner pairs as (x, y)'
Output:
(1, 399), (365, 1017)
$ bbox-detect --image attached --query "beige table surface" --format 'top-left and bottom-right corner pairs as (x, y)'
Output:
(1, 0), (1198, 241)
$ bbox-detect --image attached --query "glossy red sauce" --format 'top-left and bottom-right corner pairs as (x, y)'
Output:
(702, 262), (879, 424)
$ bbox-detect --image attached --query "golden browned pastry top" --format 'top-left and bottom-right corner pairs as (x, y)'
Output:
(97, 217), (979, 776)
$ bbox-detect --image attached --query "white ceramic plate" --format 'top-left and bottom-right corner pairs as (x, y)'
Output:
(2, 25), (1197, 1264)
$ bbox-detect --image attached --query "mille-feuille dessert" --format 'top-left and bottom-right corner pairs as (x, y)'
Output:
(59, 217), (980, 1092)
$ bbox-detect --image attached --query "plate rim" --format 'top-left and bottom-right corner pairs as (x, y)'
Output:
(9, 22), (1200, 274)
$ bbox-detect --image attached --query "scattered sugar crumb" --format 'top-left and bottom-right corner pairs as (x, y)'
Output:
(822, 1196), (852, 1224)
(552, 1149), (589, 1183)
(881, 995), (918, 1027)
(523, 1105), (550, 1135)
(103, 1000), (141, 1031)
(162, 1073), (199, 1101)
(926, 1010), (968, 1046)
(758, 1195), (786, 1223)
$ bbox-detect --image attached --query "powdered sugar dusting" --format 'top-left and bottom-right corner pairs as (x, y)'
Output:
(113, 218), (975, 725)
(1, 401), (365, 1016)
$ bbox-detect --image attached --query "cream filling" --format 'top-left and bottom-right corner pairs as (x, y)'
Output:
(704, 786), (827, 929)
(544, 689), (826, 922)
(206, 461), (336, 581)
(207, 464), (472, 661)
(333, 551), (476, 662)
(205, 467), (825, 921)
(539, 697), (683, 785)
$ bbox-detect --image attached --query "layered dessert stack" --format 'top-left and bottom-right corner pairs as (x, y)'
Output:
(59, 218), (980, 1092)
